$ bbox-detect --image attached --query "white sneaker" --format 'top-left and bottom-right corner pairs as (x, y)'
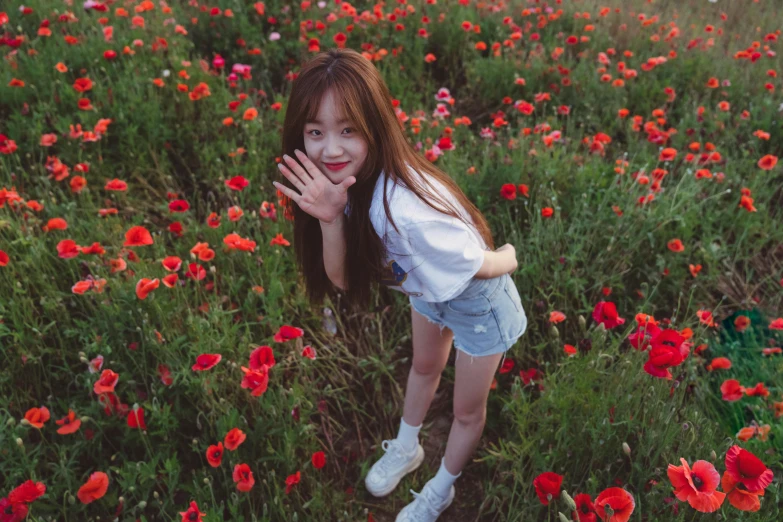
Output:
(365, 439), (425, 497)
(395, 479), (455, 522)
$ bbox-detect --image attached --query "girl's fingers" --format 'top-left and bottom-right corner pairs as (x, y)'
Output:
(272, 181), (300, 204)
(278, 163), (305, 192)
(293, 149), (320, 181)
(283, 153), (313, 183)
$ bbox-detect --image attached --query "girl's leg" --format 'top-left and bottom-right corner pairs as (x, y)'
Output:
(402, 307), (455, 426)
(442, 350), (504, 475)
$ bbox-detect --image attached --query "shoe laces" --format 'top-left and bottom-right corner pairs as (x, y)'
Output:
(407, 484), (446, 518)
(377, 439), (412, 473)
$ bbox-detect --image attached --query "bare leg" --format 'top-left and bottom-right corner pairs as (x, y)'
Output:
(442, 350), (503, 475)
(402, 307), (454, 427)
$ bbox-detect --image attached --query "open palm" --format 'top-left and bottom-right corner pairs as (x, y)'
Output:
(273, 149), (356, 224)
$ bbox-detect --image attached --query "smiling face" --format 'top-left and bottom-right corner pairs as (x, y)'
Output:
(303, 89), (368, 184)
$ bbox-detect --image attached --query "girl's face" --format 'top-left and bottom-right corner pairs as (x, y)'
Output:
(303, 89), (368, 184)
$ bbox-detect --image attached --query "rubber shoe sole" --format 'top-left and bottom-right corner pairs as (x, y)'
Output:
(365, 444), (425, 497)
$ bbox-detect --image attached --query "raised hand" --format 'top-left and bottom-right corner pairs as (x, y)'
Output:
(273, 149), (356, 225)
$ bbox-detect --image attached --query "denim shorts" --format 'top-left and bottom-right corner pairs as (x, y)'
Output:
(409, 272), (527, 366)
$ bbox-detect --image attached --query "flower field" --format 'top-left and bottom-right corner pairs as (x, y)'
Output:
(1, 0), (783, 521)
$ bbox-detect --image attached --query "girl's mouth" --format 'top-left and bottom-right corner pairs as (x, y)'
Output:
(324, 162), (349, 171)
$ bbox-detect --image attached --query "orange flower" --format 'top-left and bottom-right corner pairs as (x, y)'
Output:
(24, 406), (50, 428)
(224, 427), (247, 451)
(736, 424), (771, 442)
(93, 369), (119, 394)
(124, 225), (153, 247)
(136, 278), (160, 300)
(549, 311), (566, 323)
(757, 154), (778, 170)
(77, 472), (109, 504)
(667, 239), (684, 252)
(56, 409), (82, 435)
(706, 357), (731, 371)
(659, 148), (677, 162)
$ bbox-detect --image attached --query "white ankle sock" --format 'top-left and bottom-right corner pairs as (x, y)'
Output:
(396, 417), (422, 451)
(429, 457), (461, 499)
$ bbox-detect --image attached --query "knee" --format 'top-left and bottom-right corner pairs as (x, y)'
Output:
(412, 358), (444, 379)
(453, 403), (487, 427)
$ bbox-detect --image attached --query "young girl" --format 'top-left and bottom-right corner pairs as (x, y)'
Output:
(273, 48), (527, 522)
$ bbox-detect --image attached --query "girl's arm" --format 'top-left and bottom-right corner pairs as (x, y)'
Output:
(321, 214), (347, 290)
(474, 248), (517, 279)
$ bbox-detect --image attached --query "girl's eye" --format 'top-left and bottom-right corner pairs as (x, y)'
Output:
(307, 128), (353, 136)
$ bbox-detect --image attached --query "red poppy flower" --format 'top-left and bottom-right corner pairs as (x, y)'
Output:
(169, 199), (190, 213)
(240, 365), (269, 396)
(162, 256), (182, 272)
(127, 407), (146, 430)
(721, 470), (764, 512)
(720, 379), (745, 401)
(158, 364), (173, 386)
(124, 225), (154, 247)
(592, 301), (625, 329)
(185, 263), (207, 281)
(285, 471), (301, 494)
(757, 154), (778, 170)
(574, 493), (597, 522)
(57, 239), (81, 259)
(206, 442), (224, 467)
(136, 278), (160, 300)
(549, 311), (566, 324)
(643, 330), (688, 379)
(0, 249), (8, 266)
(162, 273), (179, 288)
(23, 406), (50, 428)
(667, 458), (725, 513)
(594, 487), (635, 522)
(44, 217), (68, 231)
(659, 148), (677, 162)
(541, 207), (554, 218)
(532, 471), (563, 505)
(226, 175), (249, 191)
(105, 178), (128, 191)
(667, 239), (684, 252)
(179, 501), (207, 522)
(56, 409), (81, 435)
(8, 479), (46, 504)
(233, 463), (255, 492)
(0, 498), (28, 520)
(192, 353), (222, 371)
(312, 451), (326, 469)
(94, 369), (119, 394)
(724, 445), (774, 492)
(224, 427), (247, 451)
(273, 325), (305, 342)
(77, 472), (109, 504)
(706, 357), (731, 371)
(744, 382), (769, 397)
(499, 358), (515, 374)
(249, 345), (276, 371)
(301, 345), (317, 359)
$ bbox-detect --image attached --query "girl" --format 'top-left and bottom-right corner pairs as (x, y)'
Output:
(273, 48), (527, 522)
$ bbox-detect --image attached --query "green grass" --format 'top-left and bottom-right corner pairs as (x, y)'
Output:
(1, 0), (781, 520)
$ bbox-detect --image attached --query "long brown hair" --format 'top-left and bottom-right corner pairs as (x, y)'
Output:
(278, 47), (495, 312)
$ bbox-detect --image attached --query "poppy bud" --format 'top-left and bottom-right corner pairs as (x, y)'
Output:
(561, 490), (577, 512)
(578, 315), (586, 331)
(596, 322), (606, 333)
(20, 419), (29, 427)
(153, 491), (159, 499)
(6, 417), (16, 427)
(622, 442), (631, 456)
(203, 478), (210, 485)
(68, 494), (76, 504)
(16, 437), (24, 447)
(137, 501), (147, 509)
(550, 325), (560, 338)
(710, 450), (717, 461)
(558, 513), (570, 522)
(80, 416), (90, 423)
